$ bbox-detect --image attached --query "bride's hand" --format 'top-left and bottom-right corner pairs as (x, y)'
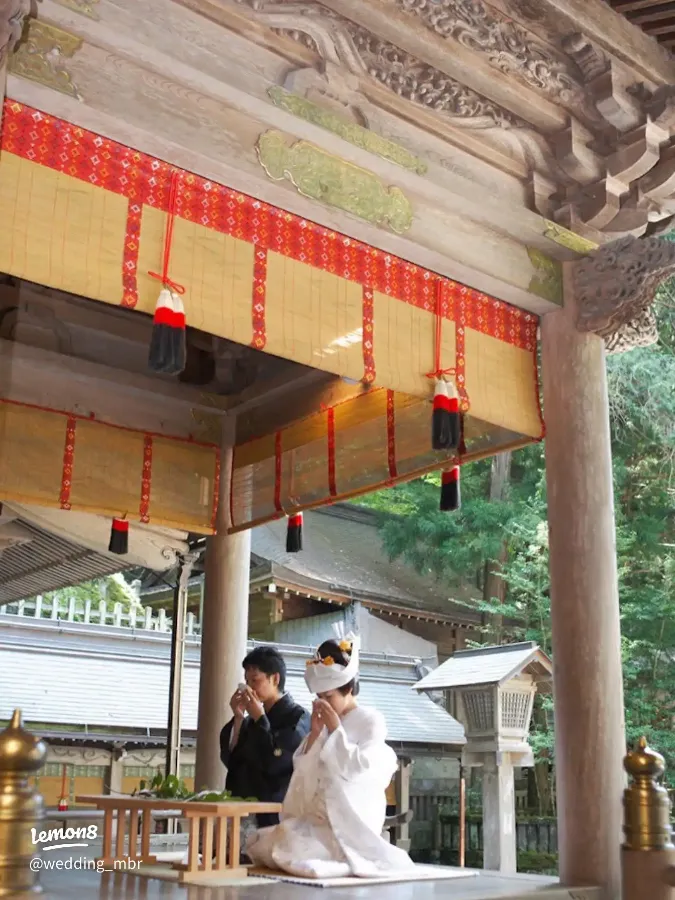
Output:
(310, 702), (324, 738)
(314, 699), (340, 734)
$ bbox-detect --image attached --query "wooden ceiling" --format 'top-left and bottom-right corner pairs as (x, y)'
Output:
(606, 1), (675, 48)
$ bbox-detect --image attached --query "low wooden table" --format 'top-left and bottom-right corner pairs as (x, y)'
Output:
(76, 795), (281, 884)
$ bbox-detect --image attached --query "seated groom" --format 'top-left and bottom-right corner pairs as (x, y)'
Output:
(220, 645), (310, 827)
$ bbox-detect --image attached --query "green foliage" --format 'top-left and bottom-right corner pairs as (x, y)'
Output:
(37, 575), (140, 610)
(133, 772), (257, 803)
(358, 298), (675, 786)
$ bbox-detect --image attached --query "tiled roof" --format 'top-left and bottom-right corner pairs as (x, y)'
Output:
(0, 615), (465, 750)
(252, 504), (481, 624)
(414, 642), (553, 691)
(0, 519), (122, 605)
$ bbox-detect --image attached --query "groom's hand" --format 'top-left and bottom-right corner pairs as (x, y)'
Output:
(243, 688), (265, 721)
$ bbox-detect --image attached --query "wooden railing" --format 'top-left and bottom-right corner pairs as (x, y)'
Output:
(0, 598), (201, 635)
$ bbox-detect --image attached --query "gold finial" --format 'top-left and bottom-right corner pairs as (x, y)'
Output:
(624, 735), (666, 782)
(0, 709), (48, 895)
(623, 737), (673, 851)
(0, 708), (48, 773)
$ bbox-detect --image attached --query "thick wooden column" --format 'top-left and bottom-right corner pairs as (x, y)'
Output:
(541, 266), (625, 899)
(194, 424), (251, 792)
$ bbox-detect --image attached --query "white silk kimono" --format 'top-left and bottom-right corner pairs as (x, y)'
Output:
(246, 705), (415, 878)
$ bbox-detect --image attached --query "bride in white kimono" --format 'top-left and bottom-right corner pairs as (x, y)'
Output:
(246, 635), (415, 878)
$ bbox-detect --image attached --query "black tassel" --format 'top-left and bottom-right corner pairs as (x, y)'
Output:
(108, 518), (129, 555)
(169, 291), (187, 375)
(148, 288), (175, 374)
(286, 513), (303, 553)
(440, 466), (460, 512)
(432, 379), (460, 450)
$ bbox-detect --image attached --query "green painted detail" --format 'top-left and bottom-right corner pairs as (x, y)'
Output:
(268, 86), (428, 176)
(527, 247), (563, 305)
(256, 130), (413, 235)
(542, 220), (598, 255)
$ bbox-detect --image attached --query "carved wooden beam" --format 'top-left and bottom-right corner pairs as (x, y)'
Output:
(0, 0), (30, 66)
(574, 235), (675, 351)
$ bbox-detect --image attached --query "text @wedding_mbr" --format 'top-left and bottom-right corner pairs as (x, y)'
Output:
(30, 824), (140, 874)
(30, 857), (140, 874)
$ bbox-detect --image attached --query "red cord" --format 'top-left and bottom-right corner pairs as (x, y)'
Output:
(148, 169), (185, 295)
(426, 279), (455, 380)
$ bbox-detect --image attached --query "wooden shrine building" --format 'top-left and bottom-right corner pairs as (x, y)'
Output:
(2, 0), (675, 897)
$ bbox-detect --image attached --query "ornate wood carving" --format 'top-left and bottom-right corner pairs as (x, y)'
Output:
(232, 0), (675, 244)
(256, 129), (413, 233)
(395, 0), (586, 108)
(238, 0), (525, 130)
(0, 0), (30, 67)
(574, 236), (675, 350)
(341, 24), (524, 129)
(8, 19), (83, 99)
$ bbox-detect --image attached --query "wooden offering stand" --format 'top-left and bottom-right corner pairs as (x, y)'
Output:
(76, 795), (281, 883)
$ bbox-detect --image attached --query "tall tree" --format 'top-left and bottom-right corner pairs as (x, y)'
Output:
(357, 295), (675, 791)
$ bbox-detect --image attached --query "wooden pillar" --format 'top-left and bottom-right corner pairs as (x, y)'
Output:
(108, 752), (124, 795)
(194, 423), (251, 793)
(541, 266), (625, 899)
(395, 758), (411, 851)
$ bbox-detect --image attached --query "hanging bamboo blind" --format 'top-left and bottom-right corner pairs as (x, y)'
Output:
(230, 389), (531, 530)
(0, 400), (219, 534)
(0, 100), (544, 534)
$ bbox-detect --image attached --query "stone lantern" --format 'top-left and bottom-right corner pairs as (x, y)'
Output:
(414, 641), (553, 874)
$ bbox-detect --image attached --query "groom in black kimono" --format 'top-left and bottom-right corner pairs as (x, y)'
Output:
(220, 645), (310, 827)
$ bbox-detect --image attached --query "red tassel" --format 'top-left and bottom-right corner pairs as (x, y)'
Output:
(440, 466), (460, 512)
(286, 513), (303, 553)
(169, 291), (187, 375)
(109, 518), (129, 555)
(432, 379), (460, 451)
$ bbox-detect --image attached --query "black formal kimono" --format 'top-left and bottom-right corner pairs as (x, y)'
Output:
(220, 693), (310, 826)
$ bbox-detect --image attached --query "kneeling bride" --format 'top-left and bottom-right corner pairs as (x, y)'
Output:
(246, 635), (415, 878)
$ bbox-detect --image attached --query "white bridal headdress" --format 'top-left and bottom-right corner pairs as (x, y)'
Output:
(304, 620), (361, 694)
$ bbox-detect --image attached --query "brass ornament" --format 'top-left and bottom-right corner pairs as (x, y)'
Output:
(8, 19), (83, 100)
(256, 130), (413, 234)
(268, 86), (428, 175)
(0, 709), (48, 896)
(623, 736), (674, 852)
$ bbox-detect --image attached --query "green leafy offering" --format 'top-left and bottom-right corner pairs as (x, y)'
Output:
(131, 772), (258, 803)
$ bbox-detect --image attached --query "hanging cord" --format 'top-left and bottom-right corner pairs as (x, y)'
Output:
(425, 278), (455, 381)
(148, 169), (185, 295)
